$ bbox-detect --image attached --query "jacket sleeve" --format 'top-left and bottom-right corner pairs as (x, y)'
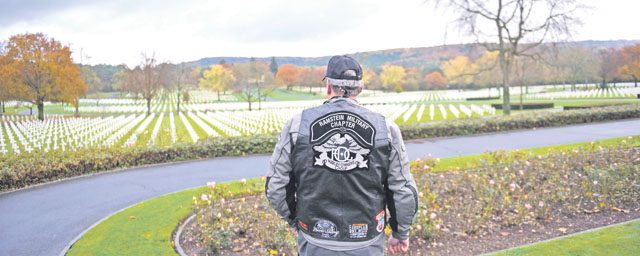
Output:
(265, 115), (299, 226)
(386, 121), (419, 240)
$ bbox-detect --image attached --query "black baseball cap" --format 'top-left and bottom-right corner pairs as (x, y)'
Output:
(323, 55), (363, 81)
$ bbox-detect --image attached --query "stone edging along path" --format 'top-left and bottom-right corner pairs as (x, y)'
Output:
(174, 214), (196, 256)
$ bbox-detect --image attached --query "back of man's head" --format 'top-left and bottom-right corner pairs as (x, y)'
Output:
(324, 55), (364, 97)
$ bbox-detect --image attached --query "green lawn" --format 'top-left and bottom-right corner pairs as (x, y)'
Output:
(488, 219), (640, 256)
(133, 116), (159, 148)
(265, 88), (323, 101)
(66, 135), (640, 255)
(66, 186), (207, 256)
(153, 113), (173, 147)
(66, 180), (264, 256)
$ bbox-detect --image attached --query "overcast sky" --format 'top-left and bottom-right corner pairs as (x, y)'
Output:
(1, 0), (637, 66)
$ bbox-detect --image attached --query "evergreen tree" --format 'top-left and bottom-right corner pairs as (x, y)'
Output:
(269, 56), (278, 75)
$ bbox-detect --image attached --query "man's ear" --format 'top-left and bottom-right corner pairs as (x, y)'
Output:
(326, 83), (332, 95)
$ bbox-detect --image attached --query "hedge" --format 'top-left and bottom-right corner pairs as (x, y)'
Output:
(401, 103), (639, 140)
(466, 96), (500, 101)
(0, 136), (277, 192)
(491, 102), (554, 110)
(1, 103), (639, 192)
(563, 103), (631, 110)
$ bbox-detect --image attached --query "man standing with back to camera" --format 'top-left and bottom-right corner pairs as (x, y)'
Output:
(266, 55), (419, 255)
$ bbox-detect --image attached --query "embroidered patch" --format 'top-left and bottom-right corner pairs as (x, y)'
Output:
(298, 220), (308, 231)
(375, 210), (385, 233)
(349, 224), (368, 239)
(310, 112), (375, 147)
(313, 133), (371, 171)
(310, 112), (375, 171)
(312, 219), (339, 238)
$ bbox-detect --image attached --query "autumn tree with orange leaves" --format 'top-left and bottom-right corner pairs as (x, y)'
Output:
(3, 33), (86, 120)
(620, 43), (640, 87)
(275, 64), (301, 90)
(423, 71), (447, 90)
(299, 67), (326, 93)
(0, 43), (14, 116)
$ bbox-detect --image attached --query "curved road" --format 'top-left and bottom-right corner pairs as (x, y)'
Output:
(1, 119), (639, 256)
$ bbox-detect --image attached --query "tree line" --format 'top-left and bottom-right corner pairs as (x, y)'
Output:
(2, 32), (639, 119)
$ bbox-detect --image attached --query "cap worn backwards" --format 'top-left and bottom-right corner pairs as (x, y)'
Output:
(324, 55), (363, 81)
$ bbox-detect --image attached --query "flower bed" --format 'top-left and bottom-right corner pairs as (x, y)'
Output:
(183, 142), (640, 255)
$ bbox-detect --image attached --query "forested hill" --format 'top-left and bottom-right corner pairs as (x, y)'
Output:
(187, 39), (639, 70)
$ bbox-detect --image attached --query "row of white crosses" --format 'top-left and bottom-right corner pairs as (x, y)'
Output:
(102, 115), (147, 147)
(187, 90), (239, 103)
(124, 113), (157, 147)
(1, 102), (496, 156)
(149, 112), (165, 146)
(364, 103), (496, 122)
(57, 87), (499, 115)
(2, 115), (130, 154)
(525, 87), (640, 100)
(68, 101), (170, 114)
(0, 122), (9, 155)
(2, 121), (23, 154)
(179, 112), (199, 143)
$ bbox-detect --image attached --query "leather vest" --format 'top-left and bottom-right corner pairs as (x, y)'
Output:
(292, 98), (391, 242)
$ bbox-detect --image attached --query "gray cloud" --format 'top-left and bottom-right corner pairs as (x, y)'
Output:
(0, 0), (85, 25)
(202, 1), (375, 42)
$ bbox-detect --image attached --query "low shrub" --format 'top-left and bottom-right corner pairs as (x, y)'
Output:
(466, 96), (500, 101)
(562, 104), (627, 110)
(401, 103), (639, 140)
(491, 103), (554, 110)
(1, 103), (638, 191)
(0, 136), (276, 191)
(187, 142), (640, 255)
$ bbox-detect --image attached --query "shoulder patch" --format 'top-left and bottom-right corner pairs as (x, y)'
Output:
(310, 112), (376, 171)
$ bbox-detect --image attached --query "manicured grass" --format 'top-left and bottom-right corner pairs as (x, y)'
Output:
(266, 88), (323, 101)
(184, 113), (210, 140)
(67, 179), (264, 256)
(2, 106), (31, 115)
(134, 116), (159, 148)
(394, 103), (490, 125)
(66, 135), (639, 255)
(114, 116), (146, 147)
(66, 186), (207, 256)
(489, 219), (640, 256)
(173, 113), (193, 144)
(154, 113), (173, 147)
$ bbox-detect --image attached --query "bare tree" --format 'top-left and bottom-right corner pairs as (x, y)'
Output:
(597, 48), (623, 89)
(233, 58), (274, 111)
(554, 46), (598, 91)
(164, 63), (195, 113)
(122, 54), (165, 115)
(432, 0), (584, 114)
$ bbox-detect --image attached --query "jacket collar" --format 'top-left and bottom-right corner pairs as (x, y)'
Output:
(324, 96), (359, 105)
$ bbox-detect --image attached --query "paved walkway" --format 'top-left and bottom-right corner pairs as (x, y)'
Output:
(0, 119), (639, 256)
